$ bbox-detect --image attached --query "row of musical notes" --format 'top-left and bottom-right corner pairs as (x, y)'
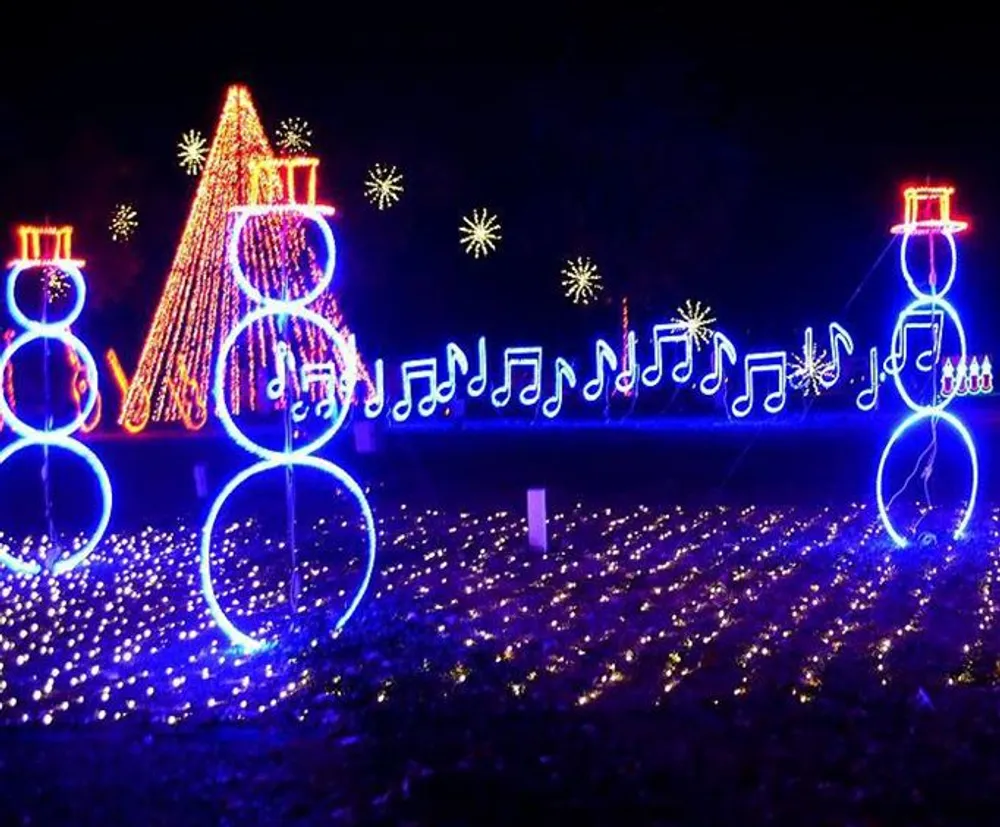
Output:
(260, 316), (987, 425)
(265, 341), (345, 422)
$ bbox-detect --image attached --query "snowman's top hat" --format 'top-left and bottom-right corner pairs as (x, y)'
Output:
(241, 157), (334, 214)
(890, 185), (968, 235)
(8, 224), (85, 266)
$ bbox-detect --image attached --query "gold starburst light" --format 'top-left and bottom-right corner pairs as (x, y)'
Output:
(459, 208), (501, 258)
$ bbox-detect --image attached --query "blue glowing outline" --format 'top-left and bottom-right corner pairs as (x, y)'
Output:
(642, 323), (693, 387)
(467, 337), (488, 398)
(731, 351), (788, 418)
(364, 358), (386, 418)
(491, 347), (544, 408)
(888, 296), (966, 413)
(541, 357), (577, 419)
(391, 358), (439, 421)
(206, 201), (376, 651)
(856, 346), (880, 412)
(583, 340), (617, 402)
(199, 455), (377, 652)
(884, 309), (947, 377)
(6, 262), (87, 331)
(0, 436), (113, 576)
(700, 331), (737, 396)
(615, 330), (638, 395)
(0, 257), (111, 576)
(819, 322), (854, 389)
(876, 219), (977, 546)
(437, 342), (469, 404)
(214, 305), (358, 461)
(875, 408), (978, 547)
(0, 329), (99, 439)
(900, 230), (957, 300)
(228, 206), (336, 310)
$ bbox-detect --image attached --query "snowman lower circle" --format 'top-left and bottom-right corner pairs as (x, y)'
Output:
(876, 408), (978, 547)
(199, 455), (377, 652)
(0, 436), (113, 576)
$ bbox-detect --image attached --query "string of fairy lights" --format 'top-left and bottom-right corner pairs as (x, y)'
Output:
(2, 501), (998, 726)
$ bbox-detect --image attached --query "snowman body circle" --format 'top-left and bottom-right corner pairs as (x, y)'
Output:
(876, 220), (977, 546)
(200, 204), (376, 651)
(0, 257), (112, 576)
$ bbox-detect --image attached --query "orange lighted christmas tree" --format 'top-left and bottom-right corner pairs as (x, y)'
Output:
(123, 85), (372, 430)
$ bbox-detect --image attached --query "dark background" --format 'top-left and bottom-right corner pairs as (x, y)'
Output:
(0, 12), (996, 369)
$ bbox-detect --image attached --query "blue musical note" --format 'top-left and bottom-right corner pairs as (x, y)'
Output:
(491, 347), (543, 408)
(731, 351), (788, 418)
(614, 330), (639, 394)
(583, 339), (617, 402)
(820, 322), (855, 389)
(884, 309), (944, 375)
(437, 342), (469, 404)
(266, 341), (298, 402)
(467, 337), (488, 398)
(364, 358), (385, 419)
(641, 323), (693, 388)
(302, 361), (341, 422)
(542, 357), (577, 419)
(699, 331), (737, 396)
(856, 347), (879, 412)
(392, 358), (439, 422)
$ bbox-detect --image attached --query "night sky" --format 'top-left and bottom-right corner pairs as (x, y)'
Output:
(1, 16), (997, 364)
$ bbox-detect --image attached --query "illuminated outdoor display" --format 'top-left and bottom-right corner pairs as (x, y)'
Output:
(0, 226), (112, 575)
(203, 157), (376, 651)
(121, 85), (373, 432)
(876, 186), (978, 546)
(358, 319), (859, 423)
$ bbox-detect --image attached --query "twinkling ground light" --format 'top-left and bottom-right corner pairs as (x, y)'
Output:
(2, 500), (999, 728)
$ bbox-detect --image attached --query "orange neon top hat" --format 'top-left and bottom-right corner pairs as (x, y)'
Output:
(7, 224), (86, 266)
(244, 157), (335, 214)
(890, 185), (969, 235)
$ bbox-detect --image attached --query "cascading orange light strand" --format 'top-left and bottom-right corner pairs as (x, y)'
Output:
(66, 346), (102, 433)
(620, 297), (634, 397)
(106, 349), (150, 434)
(123, 84), (372, 432)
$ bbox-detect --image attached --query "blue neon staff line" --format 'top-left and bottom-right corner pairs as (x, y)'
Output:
(198, 455), (377, 651)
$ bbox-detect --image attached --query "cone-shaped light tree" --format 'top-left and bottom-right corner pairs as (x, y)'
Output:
(123, 85), (372, 430)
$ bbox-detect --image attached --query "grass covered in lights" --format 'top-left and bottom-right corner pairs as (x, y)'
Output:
(1, 500), (998, 729)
